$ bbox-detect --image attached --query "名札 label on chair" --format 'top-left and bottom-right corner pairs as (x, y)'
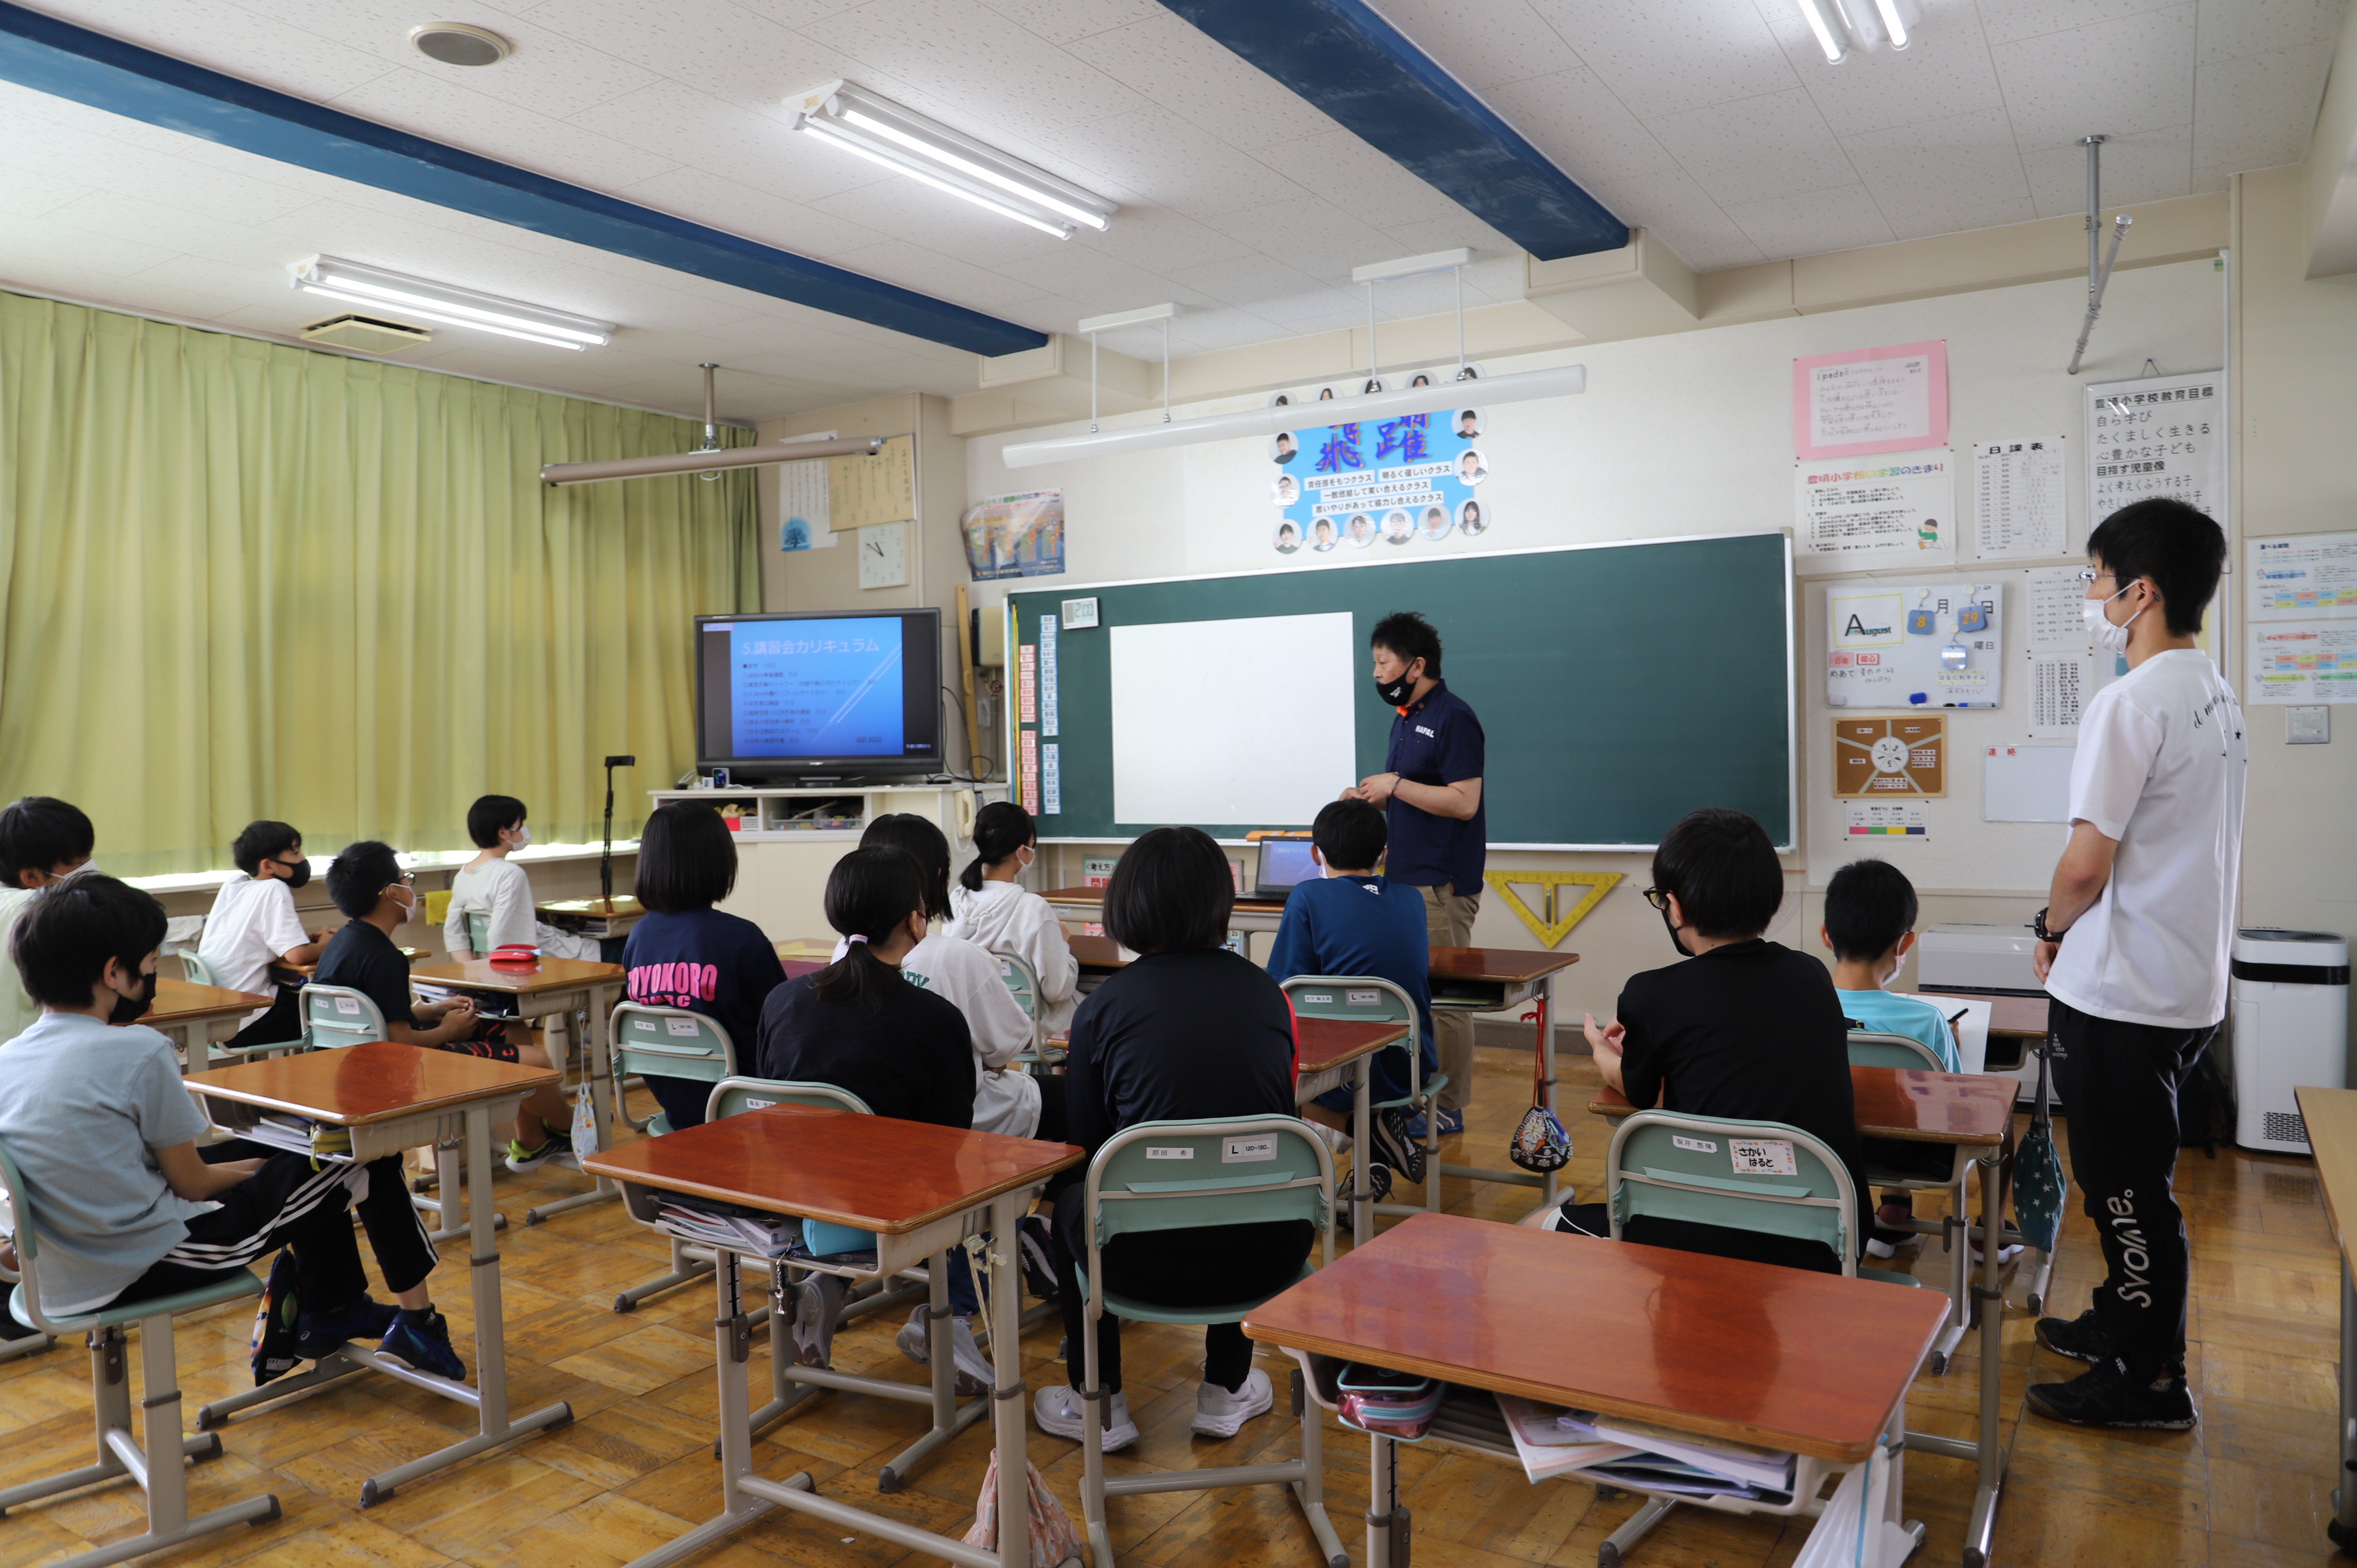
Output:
(1346, 990), (1380, 1007)
(1145, 1147), (1194, 1161)
(1671, 1135), (1718, 1154)
(1301, 993), (1334, 1005)
(1729, 1139), (1797, 1176)
(744, 1098), (775, 1110)
(1223, 1136), (1277, 1164)
(665, 1018), (700, 1036)
(335, 996), (361, 1013)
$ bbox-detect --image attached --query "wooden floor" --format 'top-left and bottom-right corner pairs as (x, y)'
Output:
(1, 1043), (2344, 1568)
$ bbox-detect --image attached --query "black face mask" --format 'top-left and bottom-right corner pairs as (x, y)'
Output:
(110, 970), (157, 1025)
(1657, 902), (1695, 960)
(1373, 666), (1420, 706)
(282, 858), (312, 890)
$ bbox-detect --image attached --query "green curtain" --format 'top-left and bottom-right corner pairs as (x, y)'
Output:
(0, 291), (758, 874)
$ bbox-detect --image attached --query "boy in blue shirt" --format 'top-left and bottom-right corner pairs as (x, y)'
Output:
(1820, 857), (1963, 1259)
(1267, 799), (1436, 1187)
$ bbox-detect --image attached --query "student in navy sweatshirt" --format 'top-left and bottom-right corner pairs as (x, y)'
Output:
(620, 802), (787, 1133)
(1266, 798), (1436, 1186)
(1037, 826), (1308, 1455)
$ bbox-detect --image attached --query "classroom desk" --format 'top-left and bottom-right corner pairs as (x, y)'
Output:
(1590, 1066), (2016, 1567)
(538, 895), (644, 939)
(269, 946), (426, 982)
(180, 1043), (572, 1505)
(2296, 1086), (2357, 1553)
(1296, 1017), (1413, 1249)
(582, 1105), (1081, 1568)
(1245, 1213), (1950, 1568)
(1040, 885), (1289, 935)
(1425, 946), (1581, 1213)
(150, 977), (275, 1067)
(1069, 932), (1125, 970)
(1916, 988), (2049, 1039)
(408, 956), (626, 1227)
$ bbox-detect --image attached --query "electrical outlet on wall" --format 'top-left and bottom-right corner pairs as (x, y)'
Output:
(2287, 706), (2330, 744)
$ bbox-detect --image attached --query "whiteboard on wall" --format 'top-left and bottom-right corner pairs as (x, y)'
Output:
(1109, 612), (1357, 824)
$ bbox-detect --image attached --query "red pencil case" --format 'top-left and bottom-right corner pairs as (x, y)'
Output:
(488, 944), (541, 965)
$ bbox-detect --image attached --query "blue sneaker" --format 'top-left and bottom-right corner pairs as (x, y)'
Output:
(378, 1307), (467, 1382)
(1404, 1107), (1465, 1139)
(295, 1296), (401, 1361)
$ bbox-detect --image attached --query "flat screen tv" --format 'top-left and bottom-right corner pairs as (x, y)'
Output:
(695, 609), (943, 780)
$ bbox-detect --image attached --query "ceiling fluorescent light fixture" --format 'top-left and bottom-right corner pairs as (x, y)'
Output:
(290, 255), (614, 350)
(1001, 363), (1585, 469)
(793, 81), (1114, 240)
(1794, 0), (1916, 62)
(1351, 248), (1475, 285)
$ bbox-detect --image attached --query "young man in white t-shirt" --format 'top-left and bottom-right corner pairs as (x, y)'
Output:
(2027, 498), (2243, 1432)
(195, 820), (334, 1047)
(444, 795), (602, 963)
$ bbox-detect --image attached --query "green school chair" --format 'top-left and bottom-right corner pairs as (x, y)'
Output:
(610, 1072), (863, 1314)
(610, 1002), (738, 1138)
(1069, 1114), (1345, 1568)
(1848, 1029), (1976, 1374)
(0, 1144), (282, 1561)
(302, 982), (390, 1051)
(1280, 974), (1444, 1216)
(465, 911), (491, 956)
(993, 949), (1057, 1067)
(178, 950), (219, 987)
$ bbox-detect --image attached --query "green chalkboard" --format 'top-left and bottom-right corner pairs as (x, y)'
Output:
(1008, 533), (1794, 849)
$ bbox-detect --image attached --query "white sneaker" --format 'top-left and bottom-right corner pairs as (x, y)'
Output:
(1312, 1123), (1352, 1156)
(1033, 1384), (1137, 1451)
(792, 1275), (845, 1369)
(1192, 1369), (1274, 1438)
(1864, 1236), (1898, 1260)
(894, 1307), (995, 1396)
(1971, 1241), (2027, 1264)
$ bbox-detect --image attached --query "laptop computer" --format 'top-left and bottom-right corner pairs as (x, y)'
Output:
(1253, 838), (1318, 899)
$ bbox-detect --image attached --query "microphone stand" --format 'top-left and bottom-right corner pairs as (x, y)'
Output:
(601, 755), (634, 909)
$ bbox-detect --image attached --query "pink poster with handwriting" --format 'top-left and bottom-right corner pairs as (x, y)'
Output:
(1793, 341), (1947, 459)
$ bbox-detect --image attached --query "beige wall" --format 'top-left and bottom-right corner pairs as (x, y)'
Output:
(752, 394), (978, 777)
(2231, 167), (2357, 990)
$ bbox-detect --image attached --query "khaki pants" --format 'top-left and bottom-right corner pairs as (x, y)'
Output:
(1419, 884), (1480, 1112)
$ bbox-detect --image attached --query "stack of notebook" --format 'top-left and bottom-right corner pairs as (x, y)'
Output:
(1496, 1395), (1796, 1499)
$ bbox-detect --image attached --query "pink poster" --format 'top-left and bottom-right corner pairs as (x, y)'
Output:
(1793, 340), (1947, 460)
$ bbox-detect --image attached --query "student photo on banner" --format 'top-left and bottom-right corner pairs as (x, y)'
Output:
(1382, 509), (1414, 545)
(1457, 449), (1488, 485)
(1454, 407), (1483, 439)
(1311, 517), (1337, 552)
(1273, 474), (1299, 505)
(1272, 431), (1299, 465)
(1346, 513), (1375, 547)
(1458, 499), (1488, 536)
(1420, 504), (1452, 541)
(1274, 520), (1301, 555)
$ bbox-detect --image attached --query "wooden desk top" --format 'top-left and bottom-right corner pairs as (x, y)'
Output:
(183, 1042), (558, 1125)
(1589, 1064), (2014, 1147)
(774, 938), (836, 959)
(538, 896), (643, 919)
(1429, 946), (1580, 983)
(1039, 885), (1288, 914)
(1070, 933), (1125, 969)
(2298, 1086), (2357, 1269)
(1917, 988), (2049, 1039)
(580, 1103), (1082, 1234)
(409, 956), (623, 994)
(151, 977), (274, 1022)
(1245, 1213), (1946, 1462)
(1298, 1017), (1411, 1078)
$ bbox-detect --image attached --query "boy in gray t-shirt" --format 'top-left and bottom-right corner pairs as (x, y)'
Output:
(0, 875), (464, 1380)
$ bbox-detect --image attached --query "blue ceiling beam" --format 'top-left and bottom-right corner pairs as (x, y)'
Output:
(0, 1), (1048, 357)
(1157, 0), (1626, 261)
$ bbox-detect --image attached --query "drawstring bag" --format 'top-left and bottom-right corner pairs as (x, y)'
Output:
(249, 1247), (302, 1387)
(569, 1076), (601, 1161)
(1509, 1004), (1571, 1173)
(963, 1452), (1081, 1566)
(2013, 1034), (2068, 1255)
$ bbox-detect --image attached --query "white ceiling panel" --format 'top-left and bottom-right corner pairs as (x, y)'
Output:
(0, 0), (2341, 419)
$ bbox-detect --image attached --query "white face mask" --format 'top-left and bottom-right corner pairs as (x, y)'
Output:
(2084, 582), (2144, 655)
(508, 825), (531, 849)
(393, 887), (419, 924)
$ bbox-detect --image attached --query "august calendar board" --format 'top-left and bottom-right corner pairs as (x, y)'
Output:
(1825, 581), (2004, 709)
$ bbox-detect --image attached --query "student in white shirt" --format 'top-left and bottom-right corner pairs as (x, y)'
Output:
(943, 801), (1080, 1036)
(2026, 498), (2243, 1434)
(0, 796), (96, 1049)
(196, 820), (334, 1047)
(445, 796), (602, 962)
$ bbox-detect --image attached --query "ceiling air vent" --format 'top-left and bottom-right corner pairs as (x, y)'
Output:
(407, 23), (512, 66)
(299, 314), (432, 354)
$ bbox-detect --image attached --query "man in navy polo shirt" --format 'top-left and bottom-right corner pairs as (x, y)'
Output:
(1344, 611), (1486, 1133)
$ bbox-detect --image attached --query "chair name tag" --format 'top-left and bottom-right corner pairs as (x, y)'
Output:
(1301, 992), (1334, 1005)
(1346, 990), (1380, 1007)
(1223, 1136), (1277, 1164)
(1145, 1146), (1194, 1160)
(1671, 1134), (1717, 1153)
(1729, 1138), (1797, 1176)
(335, 996), (361, 1014)
(665, 1018), (700, 1036)
(744, 1098), (775, 1110)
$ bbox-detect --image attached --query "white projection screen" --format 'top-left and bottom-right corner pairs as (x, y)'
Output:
(1109, 611), (1358, 824)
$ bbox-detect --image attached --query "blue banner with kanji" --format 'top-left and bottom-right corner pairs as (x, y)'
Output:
(1267, 397), (1491, 556)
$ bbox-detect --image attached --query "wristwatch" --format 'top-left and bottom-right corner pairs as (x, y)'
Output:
(2032, 906), (2066, 943)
